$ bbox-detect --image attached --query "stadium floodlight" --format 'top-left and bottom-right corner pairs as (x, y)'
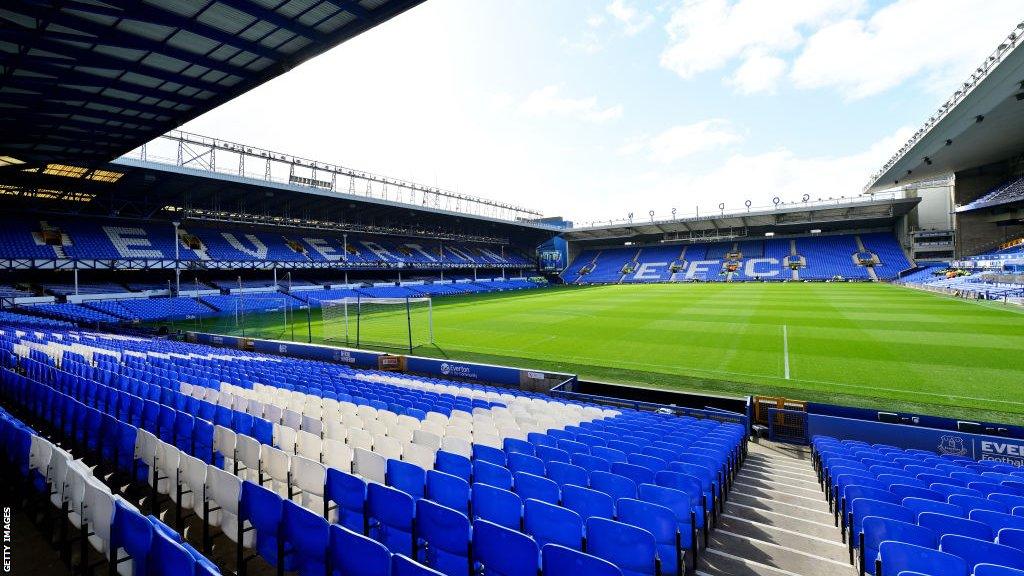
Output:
(624, 241), (634, 246)
(764, 232), (775, 237)
(811, 229), (822, 234)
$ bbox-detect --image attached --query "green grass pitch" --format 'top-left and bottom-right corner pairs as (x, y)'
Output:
(187, 283), (1024, 424)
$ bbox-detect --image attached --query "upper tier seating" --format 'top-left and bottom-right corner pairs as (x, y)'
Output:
(814, 435), (1024, 576)
(0, 217), (532, 269)
(958, 176), (1024, 212)
(0, 326), (745, 576)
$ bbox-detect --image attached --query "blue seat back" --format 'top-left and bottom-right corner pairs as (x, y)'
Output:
(326, 468), (367, 533)
(415, 499), (471, 576)
(562, 484), (614, 523)
(585, 517), (657, 576)
(388, 459), (427, 499)
(471, 483), (522, 530)
(617, 499), (680, 576)
(918, 512), (992, 541)
(367, 483), (416, 556)
(514, 472), (560, 505)
(524, 499), (583, 551)
(426, 470), (470, 515)
(329, 524), (390, 576)
(940, 534), (1024, 572)
(541, 543), (623, 576)
(282, 499), (330, 576)
(878, 541), (967, 576)
(472, 519), (539, 576)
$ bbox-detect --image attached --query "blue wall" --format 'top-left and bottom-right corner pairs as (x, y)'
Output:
(809, 414), (1024, 466)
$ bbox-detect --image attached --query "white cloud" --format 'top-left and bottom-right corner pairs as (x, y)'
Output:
(561, 32), (603, 55)
(659, 0), (860, 80)
(593, 125), (916, 222)
(586, 14), (605, 28)
(790, 0), (1024, 99)
(520, 85), (623, 123)
(729, 52), (787, 94)
(621, 119), (744, 163)
(607, 0), (655, 36)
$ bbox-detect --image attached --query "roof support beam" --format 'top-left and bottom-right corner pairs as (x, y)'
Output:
(66, 0), (283, 64)
(1, 5), (250, 79)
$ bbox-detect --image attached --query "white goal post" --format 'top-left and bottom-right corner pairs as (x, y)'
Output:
(320, 296), (433, 352)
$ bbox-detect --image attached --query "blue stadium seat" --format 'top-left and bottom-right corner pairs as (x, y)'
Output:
(389, 459), (427, 499)
(524, 498), (583, 551)
(109, 500), (154, 576)
(326, 468), (367, 533)
(472, 519), (539, 576)
(367, 483), (416, 556)
(240, 480), (288, 569)
(590, 471), (637, 508)
(474, 461), (513, 490)
(435, 452), (471, 482)
(918, 512), (992, 541)
(471, 484), (522, 530)
(974, 565), (1024, 576)
(426, 470), (470, 515)
(999, 528), (1024, 552)
(548, 461), (589, 488)
(618, 498), (682, 576)
(900, 497), (963, 520)
(940, 534), (1024, 572)
(282, 499), (330, 576)
(585, 517), (658, 576)
(329, 524), (391, 576)
(415, 499), (471, 576)
(859, 517), (935, 575)
(877, 541), (967, 576)
(541, 544), (623, 576)
(514, 472), (560, 505)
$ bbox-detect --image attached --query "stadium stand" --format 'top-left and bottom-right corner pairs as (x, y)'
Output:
(0, 326), (745, 576)
(564, 233), (911, 284)
(813, 435), (1024, 576)
(0, 217), (532, 270)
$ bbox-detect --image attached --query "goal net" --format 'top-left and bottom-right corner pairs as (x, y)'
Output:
(321, 296), (433, 352)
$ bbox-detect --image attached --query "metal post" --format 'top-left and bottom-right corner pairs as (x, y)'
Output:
(273, 267), (277, 288)
(172, 221), (181, 295)
(440, 269), (444, 281)
(398, 271), (402, 284)
(355, 295), (361, 348)
(406, 297), (413, 353)
(74, 267), (79, 296)
(343, 234), (348, 261)
(344, 271), (349, 285)
(473, 267), (478, 281)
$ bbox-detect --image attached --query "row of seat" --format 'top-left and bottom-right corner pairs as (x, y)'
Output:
(813, 435), (1024, 576)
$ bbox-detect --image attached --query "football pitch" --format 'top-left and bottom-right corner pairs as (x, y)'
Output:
(190, 283), (1024, 423)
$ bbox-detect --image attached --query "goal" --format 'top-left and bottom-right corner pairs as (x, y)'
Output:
(320, 296), (433, 352)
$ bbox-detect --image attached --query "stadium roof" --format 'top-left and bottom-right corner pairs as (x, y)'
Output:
(0, 0), (425, 167)
(865, 22), (1024, 193)
(562, 195), (919, 244)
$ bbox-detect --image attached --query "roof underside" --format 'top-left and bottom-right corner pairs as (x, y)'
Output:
(866, 26), (1024, 192)
(0, 158), (557, 244)
(0, 0), (425, 167)
(562, 197), (919, 244)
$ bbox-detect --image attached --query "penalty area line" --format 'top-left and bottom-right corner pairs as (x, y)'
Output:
(782, 324), (790, 380)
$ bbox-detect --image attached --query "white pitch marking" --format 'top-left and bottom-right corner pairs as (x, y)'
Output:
(782, 324), (791, 380)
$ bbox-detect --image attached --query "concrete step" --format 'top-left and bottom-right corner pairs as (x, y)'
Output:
(703, 529), (851, 576)
(723, 502), (840, 541)
(728, 482), (831, 513)
(715, 514), (848, 563)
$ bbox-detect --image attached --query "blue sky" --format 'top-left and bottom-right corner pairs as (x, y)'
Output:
(181, 0), (1024, 224)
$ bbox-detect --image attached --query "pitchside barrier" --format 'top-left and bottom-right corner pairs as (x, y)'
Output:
(184, 331), (749, 425)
